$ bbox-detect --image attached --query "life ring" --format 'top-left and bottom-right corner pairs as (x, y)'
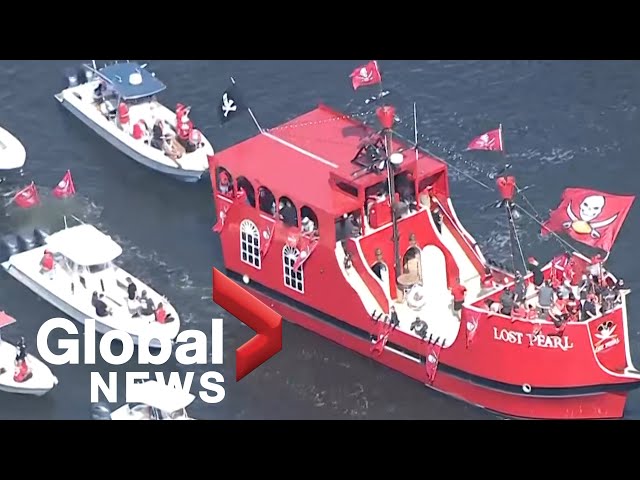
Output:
(522, 383), (532, 394)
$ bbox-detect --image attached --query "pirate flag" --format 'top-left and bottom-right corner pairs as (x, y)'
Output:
(218, 83), (246, 124)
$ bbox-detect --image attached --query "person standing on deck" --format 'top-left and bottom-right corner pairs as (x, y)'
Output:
(537, 280), (554, 316)
(526, 257), (544, 288)
(451, 279), (467, 319)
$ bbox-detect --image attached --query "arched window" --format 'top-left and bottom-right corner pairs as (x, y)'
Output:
(236, 176), (256, 207)
(279, 196), (298, 227)
(258, 186), (276, 216)
(240, 220), (261, 269)
(283, 245), (304, 294)
(300, 205), (319, 234)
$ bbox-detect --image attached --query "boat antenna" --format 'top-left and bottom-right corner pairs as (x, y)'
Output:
(230, 76), (263, 133)
(91, 60), (97, 71)
(376, 105), (403, 281)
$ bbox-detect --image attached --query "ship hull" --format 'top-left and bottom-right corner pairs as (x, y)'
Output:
(241, 279), (633, 419)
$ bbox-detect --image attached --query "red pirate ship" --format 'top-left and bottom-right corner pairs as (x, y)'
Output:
(208, 65), (637, 419)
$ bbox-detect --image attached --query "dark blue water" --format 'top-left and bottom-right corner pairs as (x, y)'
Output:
(0, 60), (638, 419)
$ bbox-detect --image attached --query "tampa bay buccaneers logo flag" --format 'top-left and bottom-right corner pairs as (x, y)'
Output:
(541, 188), (635, 252)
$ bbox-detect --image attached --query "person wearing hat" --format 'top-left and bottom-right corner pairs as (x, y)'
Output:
(587, 254), (603, 283)
(301, 216), (315, 235)
(218, 172), (231, 195)
(526, 256), (544, 288)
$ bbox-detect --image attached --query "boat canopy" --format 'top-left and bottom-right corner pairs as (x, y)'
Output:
(0, 311), (16, 329)
(91, 62), (167, 101)
(131, 380), (196, 413)
(45, 224), (123, 266)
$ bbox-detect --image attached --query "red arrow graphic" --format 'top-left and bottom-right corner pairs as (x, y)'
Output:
(212, 268), (282, 381)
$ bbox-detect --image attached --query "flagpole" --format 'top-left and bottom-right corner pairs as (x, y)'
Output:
(230, 76), (263, 133)
(499, 123), (505, 154)
(413, 102), (419, 161)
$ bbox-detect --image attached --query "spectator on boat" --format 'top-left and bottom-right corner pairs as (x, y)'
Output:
(480, 267), (494, 291)
(95, 294), (111, 318)
(578, 274), (591, 295)
(93, 82), (106, 102)
(389, 307), (400, 328)
(14, 339), (31, 383)
(301, 217), (315, 235)
(431, 207), (442, 233)
(40, 249), (55, 279)
(500, 288), (515, 316)
(581, 294), (598, 321)
(91, 291), (99, 309)
(526, 257), (544, 288)
(371, 248), (387, 281)
(548, 299), (568, 328)
(566, 293), (579, 322)
(154, 303), (174, 324)
(132, 120), (150, 142)
(613, 279), (625, 304)
(526, 304), (538, 320)
(15, 337), (26, 362)
(588, 254), (603, 283)
(537, 280), (554, 315)
(485, 299), (502, 314)
(185, 129), (202, 154)
(139, 291), (155, 316)
(558, 279), (573, 299)
(279, 199), (297, 227)
(601, 286), (616, 313)
(126, 278), (137, 301)
(451, 280), (467, 317)
(514, 271), (527, 304)
(151, 120), (180, 161)
(511, 303), (526, 320)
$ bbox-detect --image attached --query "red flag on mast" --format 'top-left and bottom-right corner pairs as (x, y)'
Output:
(52, 170), (76, 198)
(349, 61), (382, 90)
(541, 188), (635, 252)
(467, 126), (504, 152)
(13, 182), (40, 209)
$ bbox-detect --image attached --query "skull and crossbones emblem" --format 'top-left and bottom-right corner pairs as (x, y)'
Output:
(476, 133), (495, 149)
(357, 67), (374, 82)
(563, 195), (618, 239)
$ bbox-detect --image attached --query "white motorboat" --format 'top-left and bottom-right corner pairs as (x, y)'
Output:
(1, 223), (180, 347)
(0, 311), (58, 396)
(54, 61), (214, 183)
(108, 380), (195, 420)
(0, 125), (26, 171)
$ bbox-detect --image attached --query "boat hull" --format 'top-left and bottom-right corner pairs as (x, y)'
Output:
(1, 260), (171, 349)
(243, 282), (633, 419)
(0, 342), (58, 396)
(54, 92), (206, 183)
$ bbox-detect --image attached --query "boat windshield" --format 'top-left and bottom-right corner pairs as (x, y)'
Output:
(88, 262), (112, 274)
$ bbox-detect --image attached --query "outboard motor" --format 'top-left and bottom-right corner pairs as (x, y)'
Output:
(33, 227), (50, 247)
(65, 68), (79, 88)
(90, 403), (112, 420)
(17, 230), (37, 252)
(0, 234), (20, 262)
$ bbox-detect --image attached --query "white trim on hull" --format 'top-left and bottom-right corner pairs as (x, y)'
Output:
(54, 90), (211, 183)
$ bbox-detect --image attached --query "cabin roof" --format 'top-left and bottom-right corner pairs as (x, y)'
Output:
(214, 105), (446, 216)
(0, 311), (16, 329)
(130, 380), (195, 412)
(45, 224), (123, 266)
(93, 63), (166, 100)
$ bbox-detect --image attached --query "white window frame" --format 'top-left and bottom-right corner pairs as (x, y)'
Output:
(240, 220), (261, 270)
(283, 245), (304, 294)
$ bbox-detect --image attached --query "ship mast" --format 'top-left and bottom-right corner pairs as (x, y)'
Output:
(376, 105), (403, 281)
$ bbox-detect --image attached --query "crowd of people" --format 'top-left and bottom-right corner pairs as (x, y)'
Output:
(484, 254), (626, 328)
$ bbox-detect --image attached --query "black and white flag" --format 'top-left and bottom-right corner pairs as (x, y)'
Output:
(218, 84), (246, 124)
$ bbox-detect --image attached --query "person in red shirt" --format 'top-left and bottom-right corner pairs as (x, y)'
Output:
(451, 280), (467, 318)
(154, 303), (174, 324)
(40, 249), (55, 279)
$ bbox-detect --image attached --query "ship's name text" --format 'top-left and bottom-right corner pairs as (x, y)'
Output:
(493, 327), (574, 351)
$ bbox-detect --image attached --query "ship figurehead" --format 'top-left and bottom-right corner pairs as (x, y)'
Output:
(563, 195), (618, 239)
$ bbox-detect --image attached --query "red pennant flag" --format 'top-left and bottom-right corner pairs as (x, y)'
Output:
(371, 320), (394, 356)
(292, 235), (319, 270)
(541, 188), (635, 252)
(425, 343), (442, 384)
(13, 182), (40, 209)
(212, 204), (230, 233)
(260, 223), (275, 259)
(52, 170), (76, 198)
(350, 61), (382, 90)
(467, 126), (503, 151)
(464, 310), (481, 348)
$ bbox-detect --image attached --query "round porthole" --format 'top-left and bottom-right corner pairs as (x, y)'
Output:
(522, 384), (532, 394)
